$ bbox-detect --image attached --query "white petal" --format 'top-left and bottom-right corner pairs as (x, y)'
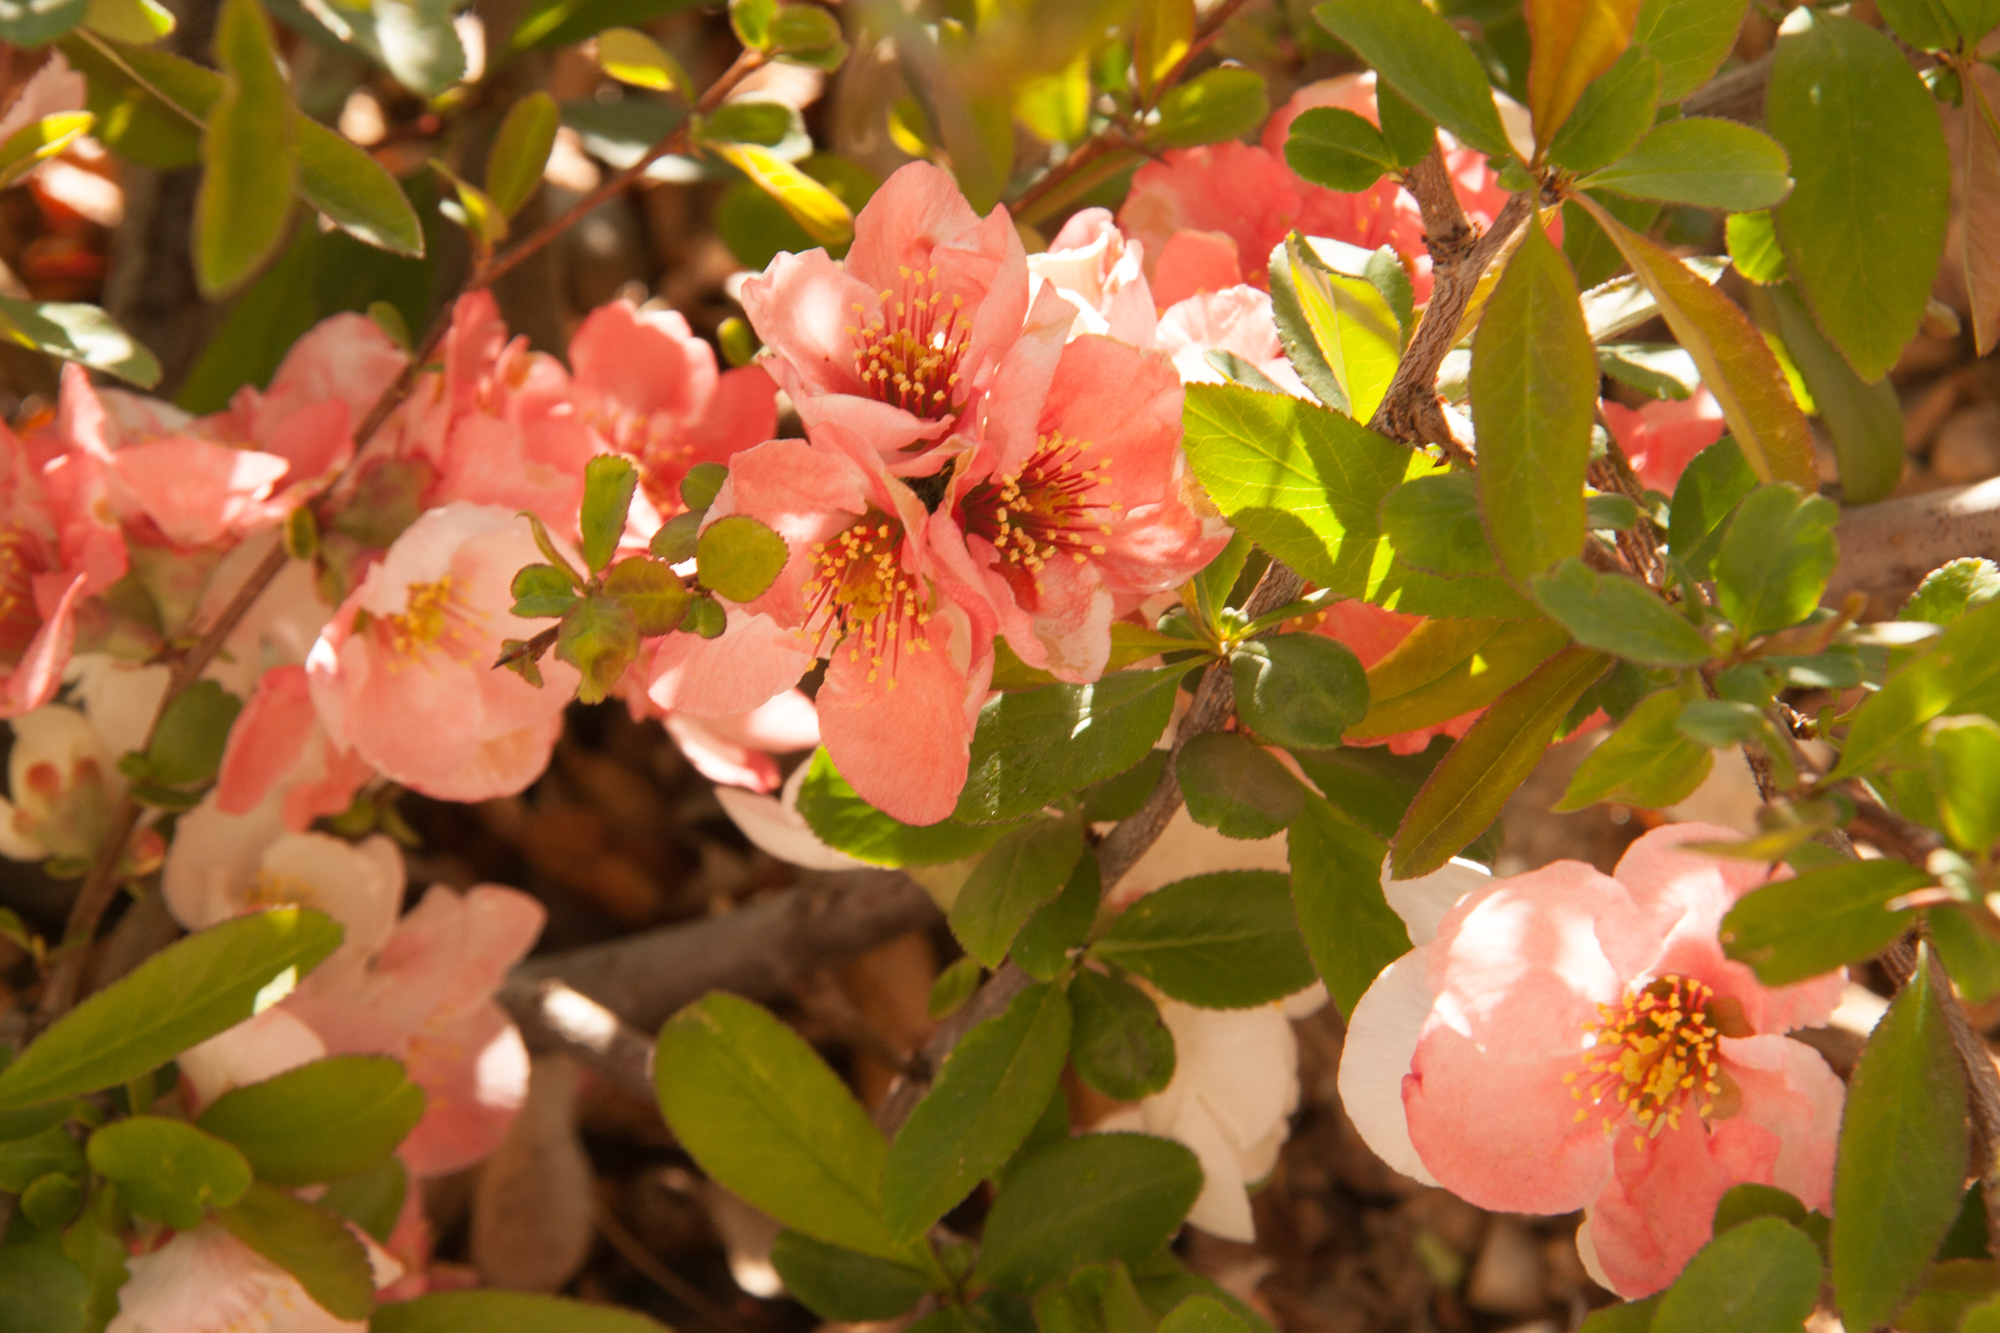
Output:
(714, 784), (865, 872)
(1574, 1213), (1614, 1293)
(1335, 947), (1440, 1187)
(1381, 856), (1489, 947)
(1157, 1106), (1258, 1242)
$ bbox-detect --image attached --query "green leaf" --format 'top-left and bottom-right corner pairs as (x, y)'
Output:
(1070, 968), (1175, 1101)
(769, 1232), (934, 1322)
(1390, 647), (1611, 877)
(1652, 1217), (1822, 1333)
(1943, 0), (2000, 43)
(1471, 219), (1595, 586)
(320, 1154), (408, 1242)
(1668, 438), (1757, 582)
(602, 557), (690, 636)
(1714, 484), (1837, 637)
(1878, 0), (1959, 60)
(1762, 282), (1904, 504)
(1720, 860), (1926, 985)
(0, 1248), (90, 1333)
(510, 564), (579, 619)
(973, 1135), (1203, 1292)
(1531, 558), (1711, 666)
(1713, 1183), (1811, 1236)
(0, 0), (85, 44)
(1288, 244), (1402, 421)
(927, 956), (982, 1019)
(1767, 9), (1950, 382)
(87, 1116), (252, 1229)
(61, 1200), (129, 1331)
(654, 991), (903, 1260)
(1311, 0), (1513, 158)
(1283, 107), (1393, 192)
(713, 142), (854, 249)
(1832, 944), (1971, 1333)
(948, 817), (1086, 968)
(0, 1124), (85, 1191)
(1181, 385), (1537, 619)
(595, 25), (688, 92)
(197, 1055), (424, 1186)
(1930, 717), (2000, 852)
(1014, 849), (1102, 982)
(1090, 871), (1317, 1009)
(0, 908), (341, 1110)
(798, 749), (1022, 867)
(372, 1290), (671, 1332)
(197, 0), (298, 297)
(0, 294), (160, 389)
(295, 117), (424, 257)
(1230, 634), (1368, 749)
(1633, 0), (1750, 102)
(555, 594), (637, 705)
(1376, 83), (1436, 167)
(0, 112), (95, 192)
(21, 1171), (83, 1228)
(768, 3), (846, 66)
(1524, 0), (1643, 150)
(1288, 793), (1407, 1016)
(1148, 67), (1268, 149)
(485, 92), (558, 220)
(1377, 472), (1495, 577)
(696, 514), (788, 603)
(578, 452), (637, 574)
(1158, 1296), (1253, 1333)
(1597, 343), (1698, 400)
(1903, 559), (2000, 629)
(1578, 1299), (1660, 1333)
(291, 0), (465, 94)
(1582, 117), (1791, 211)
(1571, 194), (1817, 490)
(1351, 617), (1571, 742)
(1547, 47), (1661, 175)
(883, 981), (1073, 1240)
(955, 666), (1189, 824)
(1556, 689), (1713, 810)
(137, 678), (243, 788)
(506, 0), (698, 52)
(1267, 241), (1346, 411)
(1727, 210), (1787, 285)
(218, 1183), (374, 1320)
(83, 0), (175, 41)
(1176, 732), (1304, 839)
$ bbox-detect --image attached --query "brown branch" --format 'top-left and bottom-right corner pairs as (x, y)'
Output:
(30, 49), (775, 1033)
(1825, 477), (2000, 603)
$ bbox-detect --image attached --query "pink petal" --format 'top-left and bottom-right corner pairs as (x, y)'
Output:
(216, 665), (317, 817)
(1152, 230), (1244, 310)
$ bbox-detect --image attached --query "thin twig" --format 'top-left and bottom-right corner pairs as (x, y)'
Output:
(595, 1202), (752, 1333)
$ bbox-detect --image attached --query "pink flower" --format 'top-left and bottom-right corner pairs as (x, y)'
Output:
(1603, 388), (1726, 493)
(1339, 825), (1846, 1297)
(305, 503), (579, 803)
(651, 432), (995, 824)
(933, 334), (1228, 681)
(285, 883), (545, 1178)
(0, 52), (86, 152)
(1154, 286), (1309, 397)
(380, 293), (598, 532)
(632, 682), (819, 793)
(739, 162), (1047, 475)
(215, 663), (372, 830)
(0, 417), (120, 716)
(1118, 142), (1302, 291)
(109, 1220), (402, 1333)
(1027, 208), (1158, 347)
(569, 299), (777, 526)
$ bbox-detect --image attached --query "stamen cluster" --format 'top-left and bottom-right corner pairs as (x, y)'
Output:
(800, 511), (931, 687)
(962, 433), (1117, 594)
(376, 577), (481, 665)
(1565, 974), (1725, 1147)
(848, 266), (970, 419)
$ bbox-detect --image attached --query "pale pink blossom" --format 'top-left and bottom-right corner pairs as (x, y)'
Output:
(740, 162), (1054, 475)
(379, 292), (598, 532)
(714, 758), (869, 873)
(305, 503), (579, 803)
(177, 1006), (327, 1109)
(285, 883), (545, 1178)
(109, 1221), (402, 1333)
(652, 431), (995, 824)
(1028, 208), (1158, 346)
(933, 334), (1228, 681)
(1339, 825), (1846, 1297)
(0, 704), (117, 862)
(1154, 286), (1310, 397)
(658, 688), (819, 793)
(569, 298), (777, 528)
(0, 52), (86, 151)
(1603, 388), (1726, 493)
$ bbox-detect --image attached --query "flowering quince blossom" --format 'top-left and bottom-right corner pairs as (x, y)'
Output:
(740, 161), (1053, 474)
(1339, 824), (1846, 1297)
(378, 292), (598, 532)
(108, 1220), (403, 1333)
(650, 431), (996, 825)
(618, 669), (820, 794)
(1602, 387), (1726, 494)
(569, 298), (778, 528)
(0, 703), (118, 862)
(932, 333), (1230, 680)
(1027, 209), (1158, 346)
(306, 503), (580, 803)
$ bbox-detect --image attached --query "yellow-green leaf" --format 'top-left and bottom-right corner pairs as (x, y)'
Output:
(194, 0), (297, 296)
(713, 141), (853, 248)
(596, 25), (687, 94)
(1525, 0), (1642, 151)
(0, 111), (93, 192)
(485, 91), (558, 219)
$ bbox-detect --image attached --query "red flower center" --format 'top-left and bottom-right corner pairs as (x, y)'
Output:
(372, 577), (483, 667)
(800, 510), (931, 687)
(961, 434), (1118, 597)
(1566, 974), (1731, 1145)
(848, 266), (971, 420)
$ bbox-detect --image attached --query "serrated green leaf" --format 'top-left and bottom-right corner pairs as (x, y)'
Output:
(1148, 67), (1268, 148)
(696, 513), (788, 602)
(1720, 860), (1926, 985)
(1532, 558), (1711, 666)
(1312, 0), (1513, 158)
(1835, 600), (2000, 780)
(555, 593), (637, 705)
(0, 293), (161, 389)
(1090, 871), (1316, 1009)
(769, 1232), (934, 1322)
(602, 557), (689, 636)
(579, 452), (637, 574)
(972, 1135), (1202, 1292)
(1230, 634), (1368, 750)
(948, 817), (1085, 967)
(1283, 107), (1393, 194)
(1653, 1216), (1822, 1333)
(1582, 117), (1791, 211)
(218, 1183), (374, 1320)
(1288, 793), (1407, 1016)
(798, 748), (1023, 867)
(1556, 689), (1713, 810)
(1069, 968), (1175, 1102)
(197, 1055), (424, 1186)
(1547, 47), (1659, 174)
(1176, 732), (1304, 840)
(1524, 0), (1644, 151)
(1632, 0), (1750, 102)
(955, 667), (1188, 824)
(1714, 484), (1837, 637)
(0, 1247), (90, 1333)
(510, 563), (579, 619)
(1762, 282), (1903, 504)
(88, 1116), (252, 1230)
(1350, 617), (1570, 741)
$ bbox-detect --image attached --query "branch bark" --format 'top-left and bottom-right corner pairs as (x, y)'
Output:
(1826, 477), (2000, 603)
